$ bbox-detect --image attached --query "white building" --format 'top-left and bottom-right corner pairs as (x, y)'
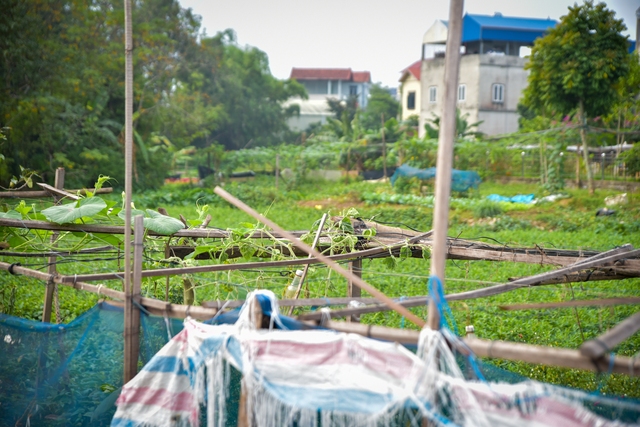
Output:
(285, 68), (372, 131)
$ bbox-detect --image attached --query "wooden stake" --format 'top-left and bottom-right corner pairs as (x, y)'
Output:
(124, 215), (143, 383)
(428, 0), (464, 330)
(213, 186), (426, 328)
(42, 167), (65, 323)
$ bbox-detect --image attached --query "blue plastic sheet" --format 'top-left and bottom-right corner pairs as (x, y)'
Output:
(486, 193), (535, 204)
(390, 164), (481, 192)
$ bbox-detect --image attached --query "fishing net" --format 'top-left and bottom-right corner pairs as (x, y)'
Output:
(112, 290), (640, 427)
(390, 164), (481, 192)
(0, 302), (183, 427)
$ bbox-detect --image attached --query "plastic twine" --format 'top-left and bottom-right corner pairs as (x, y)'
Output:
(427, 275), (459, 335)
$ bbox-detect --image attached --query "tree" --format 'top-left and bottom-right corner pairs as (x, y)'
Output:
(360, 84), (399, 130)
(423, 109), (483, 140)
(522, 1), (630, 194)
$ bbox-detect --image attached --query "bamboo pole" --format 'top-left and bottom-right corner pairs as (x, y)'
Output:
(237, 296), (263, 427)
(347, 258), (362, 322)
(449, 248), (640, 301)
(580, 311), (640, 359)
(0, 187), (113, 199)
(42, 168), (65, 323)
(0, 261), (220, 320)
(428, 0), (464, 330)
(123, 0), (134, 383)
(124, 215), (143, 382)
(499, 297), (640, 311)
(287, 213), (328, 316)
(57, 236), (426, 282)
(0, 217), (305, 239)
(323, 320), (640, 376)
(213, 186), (426, 328)
(36, 182), (80, 201)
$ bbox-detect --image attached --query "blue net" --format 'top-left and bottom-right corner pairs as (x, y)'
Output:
(2, 302), (639, 426)
(390, 164), (481, 192)
(0, 302), (183, 427)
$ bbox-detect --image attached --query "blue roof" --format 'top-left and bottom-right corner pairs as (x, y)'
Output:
(462, 13), (556, 44)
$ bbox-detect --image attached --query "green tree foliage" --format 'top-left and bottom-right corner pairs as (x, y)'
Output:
(360, 84), (399, 130)
(423, 109), (483, 140)
(0, 0), (304, 189)
(522, 1), (631, 194)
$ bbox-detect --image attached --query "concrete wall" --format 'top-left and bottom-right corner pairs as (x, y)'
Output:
(419, 53), (529, 137)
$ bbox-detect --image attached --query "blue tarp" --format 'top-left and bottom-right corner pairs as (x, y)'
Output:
(390, 164), (481, 192)
(486, 193), (535, 204)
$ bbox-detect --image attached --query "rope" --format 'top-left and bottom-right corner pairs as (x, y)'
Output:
(428, 275), (459, 335)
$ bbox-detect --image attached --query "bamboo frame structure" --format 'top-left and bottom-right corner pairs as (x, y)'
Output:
(0, 175), (639, 384)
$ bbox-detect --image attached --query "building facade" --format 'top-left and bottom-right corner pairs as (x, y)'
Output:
(285, 68), (372, 131)
(419, 13), (556, 137)
(399, 60), (421, 122)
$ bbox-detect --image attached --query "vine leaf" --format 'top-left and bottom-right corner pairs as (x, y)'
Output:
(42, 197), (107, 224)
(143, 210), (184, 235)
(117, 207), (146, 221)
(0, 210), (22, 220)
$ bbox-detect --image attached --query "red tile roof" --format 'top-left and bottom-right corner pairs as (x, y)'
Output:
(352, 71), (371, 83)
(290, 68), (371, 82)
(399, 60), (421, 82)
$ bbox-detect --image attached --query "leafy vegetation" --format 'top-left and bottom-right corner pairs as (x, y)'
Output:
(523, 0), (633, 194)
(0, 0), (305, 190)
(0, 175), (639, 399)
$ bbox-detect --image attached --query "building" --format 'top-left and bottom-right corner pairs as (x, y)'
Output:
(419, 13), (556, 137)
(285, 68), (372, 131)
(399, 60), (421, 122)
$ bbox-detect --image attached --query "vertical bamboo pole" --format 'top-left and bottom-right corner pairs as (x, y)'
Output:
(427, 0), (464, 330)
(275, 154), (280, 190)
(381, 113), (387, 179)
(124, 215), (143, 382)
(347, 258), (362, 323)
(237, 297), (262, 427)
(42, 168), (65, 322)
(123, 0), (134, 382)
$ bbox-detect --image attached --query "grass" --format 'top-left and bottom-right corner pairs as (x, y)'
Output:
(1, 174), (639, 397)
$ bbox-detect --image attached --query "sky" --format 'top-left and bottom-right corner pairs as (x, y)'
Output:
(178, 0), (639, 89)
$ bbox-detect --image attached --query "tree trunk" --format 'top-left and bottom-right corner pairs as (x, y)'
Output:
(578, 101), (595, 195)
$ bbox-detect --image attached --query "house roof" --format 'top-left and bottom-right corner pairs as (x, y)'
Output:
(462, 13), (556, 44)
(290, 68), (371, 82)
(423, 13), (557, 46)
(399, 60), (421, 82)
(352, 71), (371, 83)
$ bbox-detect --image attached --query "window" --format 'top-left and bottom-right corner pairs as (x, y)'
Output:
(492, 83), (504, 103)
(407, 91), (416, 110)
(458, 84), (466, 102)
(429, 86), (437, 103)
(349, 85), (358, 96)
(303, 80), (329, 95)
(330, 80), (339, 95)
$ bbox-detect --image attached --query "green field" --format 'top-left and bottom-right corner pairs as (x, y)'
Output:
(1, 175), (639, 397)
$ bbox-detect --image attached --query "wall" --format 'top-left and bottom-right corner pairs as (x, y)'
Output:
(400, 74), (421, 122)
(419, 53), (529, 137)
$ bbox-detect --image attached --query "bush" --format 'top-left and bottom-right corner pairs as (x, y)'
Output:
(472, 201), (504, 218)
